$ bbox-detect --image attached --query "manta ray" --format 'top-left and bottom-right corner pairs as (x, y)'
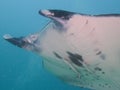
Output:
(3, 9), (120, 90)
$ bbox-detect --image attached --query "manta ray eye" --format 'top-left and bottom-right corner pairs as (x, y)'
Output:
(25, 34), (38, 44)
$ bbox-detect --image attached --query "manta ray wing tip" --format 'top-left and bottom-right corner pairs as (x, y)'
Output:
(39, 9), (54, 17)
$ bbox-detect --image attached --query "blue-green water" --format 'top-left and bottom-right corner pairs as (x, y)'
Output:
(0, 0), (120, 90)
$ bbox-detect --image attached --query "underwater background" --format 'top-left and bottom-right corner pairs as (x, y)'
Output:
(0, 0), (120, 90)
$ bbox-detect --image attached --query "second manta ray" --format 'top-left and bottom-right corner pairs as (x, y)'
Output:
(3, 10), (120, 90)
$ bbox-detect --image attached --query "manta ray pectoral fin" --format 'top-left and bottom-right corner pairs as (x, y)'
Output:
(39, 9), (74, 27)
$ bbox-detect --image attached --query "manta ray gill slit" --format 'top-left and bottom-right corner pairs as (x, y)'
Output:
(53, 52), (63, 59)
(66, 51), (84, 67)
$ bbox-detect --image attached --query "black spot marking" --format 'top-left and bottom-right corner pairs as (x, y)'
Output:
(69, 68), (72, 70)
(102, 72), (105, 74)
(53, 52), (62, 59)
(85, 74), (89, 76)
(105, 83), (108, 86)
(67, 51), (84, 67)
(95, 50), (106, 60)
(96, 51), (102, 55)
(100, 54), (106, 60)
(94, 67), (102, 71)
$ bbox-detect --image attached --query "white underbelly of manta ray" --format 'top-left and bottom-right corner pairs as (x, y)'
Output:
(3, 9), (120, 90)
